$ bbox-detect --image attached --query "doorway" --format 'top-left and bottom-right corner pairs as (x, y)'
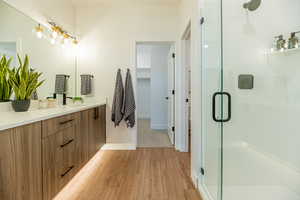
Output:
(136, 42), (175, 148)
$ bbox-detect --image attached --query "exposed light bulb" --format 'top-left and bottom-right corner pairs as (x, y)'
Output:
(72, 39), (79, 46)
(52, 31), (58, 39)
(36, 31), (43, 39)
(61, 39), (65, 48)
(204, 44), (209, 49)
(35, 24), (43, 39)
(64, 38), (70, 45)
(51, 38), (56, 45)
(280, 48), (284, 52)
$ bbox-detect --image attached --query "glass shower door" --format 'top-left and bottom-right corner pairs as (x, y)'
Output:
(221, 0), (300, 200)
(200, 0), (223, 199)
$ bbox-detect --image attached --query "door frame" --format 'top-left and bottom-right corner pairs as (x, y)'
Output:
(135, 41), (176, 148)
(180, 21), (192, 152)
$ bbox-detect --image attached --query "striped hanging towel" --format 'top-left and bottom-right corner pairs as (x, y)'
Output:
(55, 74), (67, 94)
(111, 69), (124, 126)
(81, 74), (93, 95)
(122, 69), (136, 128)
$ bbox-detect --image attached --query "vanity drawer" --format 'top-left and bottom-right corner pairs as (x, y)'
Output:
(42, 113), (78, 138)
(42, 126), (78, 200)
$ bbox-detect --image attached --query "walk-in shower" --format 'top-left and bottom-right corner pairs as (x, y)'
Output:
(200, 0), (300, 200)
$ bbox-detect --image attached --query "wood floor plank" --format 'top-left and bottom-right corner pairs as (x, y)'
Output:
(54, 148), (202, 200)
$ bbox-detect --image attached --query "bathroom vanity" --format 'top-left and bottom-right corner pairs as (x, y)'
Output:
(0, 103), (106, 200)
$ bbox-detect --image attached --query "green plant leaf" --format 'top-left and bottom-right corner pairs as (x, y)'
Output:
(9, 54), (44, 100)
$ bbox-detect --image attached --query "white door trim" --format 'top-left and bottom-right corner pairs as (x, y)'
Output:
(178, 21), (192, 152)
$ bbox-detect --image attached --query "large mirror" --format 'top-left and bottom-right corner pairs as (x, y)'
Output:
(0, 0), (76, 101)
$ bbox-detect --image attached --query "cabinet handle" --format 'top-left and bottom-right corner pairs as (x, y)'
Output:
(59, 119), (74, 125)
(60, 139), (74, 148)
(61, 166), (74, 178)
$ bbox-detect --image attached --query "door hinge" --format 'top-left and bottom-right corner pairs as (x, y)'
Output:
(201, 168), (205, 175)
(186, 98), (189, 103)
(172, 53), (176, 58)
(172, 90), (175, 95)
(172, 126), (175, 132)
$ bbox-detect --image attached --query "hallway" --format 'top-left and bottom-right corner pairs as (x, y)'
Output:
(137, 119), (172, 148)
(55, 148), (201, 200)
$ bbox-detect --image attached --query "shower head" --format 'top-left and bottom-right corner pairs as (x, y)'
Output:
(243, 0), (261, 11)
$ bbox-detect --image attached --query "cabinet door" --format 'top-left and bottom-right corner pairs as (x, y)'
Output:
(88, 106), (106, 158)
(0, 123), (42, 200)
(97, 105), (106, 149)
(88, 108), (98, 157)
(76, 110), (90, 167)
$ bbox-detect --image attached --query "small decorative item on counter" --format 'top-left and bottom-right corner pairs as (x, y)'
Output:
(288, 31), (300, 49)
(73, 97), (84, 105)
(9, 55), (45, 112)
(275, 35), (286, 51)
(47, 99), (57, 108)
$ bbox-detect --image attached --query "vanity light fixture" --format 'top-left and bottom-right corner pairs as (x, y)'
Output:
(35, 24), (44, 39)
(48, 21), (79, 47)
(35, 21), (79, 48)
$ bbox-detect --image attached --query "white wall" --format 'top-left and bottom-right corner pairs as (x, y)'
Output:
(178, 0), (202, 187)
(75, 3), (179, 145)
(150, 44), (170, 130)
(4, 0), (75, 33)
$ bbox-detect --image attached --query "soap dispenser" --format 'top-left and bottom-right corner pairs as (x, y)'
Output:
(288, 31), (300, 49)
(275, 35), (286, 51)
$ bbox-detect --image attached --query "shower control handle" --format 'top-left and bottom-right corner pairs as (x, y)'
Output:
(212, 92), (231, 122)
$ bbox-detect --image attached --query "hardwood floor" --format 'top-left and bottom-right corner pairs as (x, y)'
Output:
(54, 148), (202, 200)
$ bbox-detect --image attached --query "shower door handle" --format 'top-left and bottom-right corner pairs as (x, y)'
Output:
(212, 92), (231, 122)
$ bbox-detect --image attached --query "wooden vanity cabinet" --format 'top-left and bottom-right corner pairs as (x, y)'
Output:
(0, 105), (106, 200)
(88, 105), (106, 158)
(0, 122), (42, 200)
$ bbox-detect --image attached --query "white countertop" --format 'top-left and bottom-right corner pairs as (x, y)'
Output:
(0, 101), (106, 131)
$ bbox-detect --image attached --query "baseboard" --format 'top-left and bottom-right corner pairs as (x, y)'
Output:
(101, 143), (137, 150)
(191, 169), (199, 188)
(150, 123), (168, 130)
(198, 185), (214, 200)
(191, 170), (213, 200)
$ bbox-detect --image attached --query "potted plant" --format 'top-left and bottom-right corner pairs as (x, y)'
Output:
(0, 55), (13, 102)
(9, 55), (44, 112)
